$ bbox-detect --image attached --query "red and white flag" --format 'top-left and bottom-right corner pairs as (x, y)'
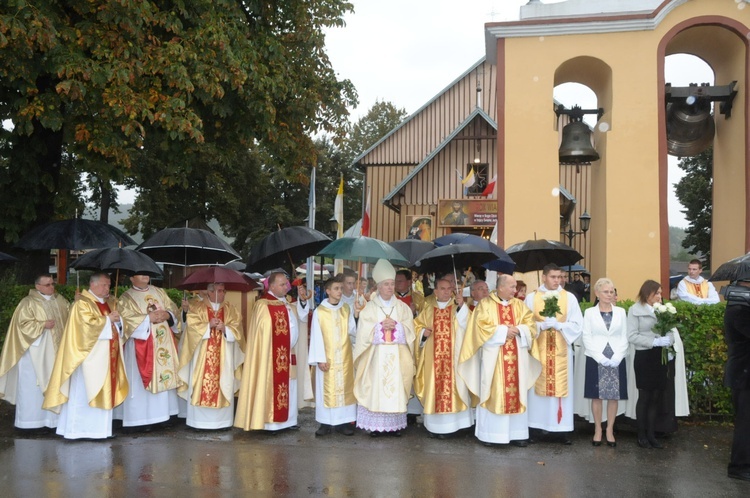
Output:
(482, 175), (497, 196)
(361, 185), (371, 237)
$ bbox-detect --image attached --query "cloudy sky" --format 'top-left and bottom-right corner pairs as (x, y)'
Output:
(323, 0), (717, 228)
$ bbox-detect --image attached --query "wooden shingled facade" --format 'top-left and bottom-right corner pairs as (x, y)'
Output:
(353, 57), (591, 267)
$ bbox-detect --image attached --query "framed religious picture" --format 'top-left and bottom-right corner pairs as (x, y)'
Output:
(405, 215), (433, 241)
(438, 199), (497, 227)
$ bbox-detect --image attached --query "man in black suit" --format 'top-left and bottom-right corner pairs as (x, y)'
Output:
(723, 281), (750, 481)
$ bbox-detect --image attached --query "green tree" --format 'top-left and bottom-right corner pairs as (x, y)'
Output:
(0, 0), (356, 247)
(674, 147), (712, 266)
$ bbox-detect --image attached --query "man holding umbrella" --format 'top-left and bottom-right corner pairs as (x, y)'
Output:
(0, 275), (70, 430)
(524, 264), (583, 444)
(413, 277), (472, 437)
(178, 282), (244, 430)
(117, 274), (181, 429)
(43, 273), (129, 439)
(234, 271), (310, 432)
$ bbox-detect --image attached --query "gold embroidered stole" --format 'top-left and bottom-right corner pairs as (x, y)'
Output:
(531, 290), (569, 397)
(483, 303), (521, 414)
(268, 301), (291, 422)
(196, 306), (226, 408)
(318, 305), (355, 408)
(433, 306), (456, 413)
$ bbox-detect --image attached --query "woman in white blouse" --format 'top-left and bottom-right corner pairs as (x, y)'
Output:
(582, 278), (628, 447)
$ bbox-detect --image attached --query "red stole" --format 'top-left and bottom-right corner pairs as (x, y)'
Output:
(498, 303), (521, 414)
(198, 306), (224, 407)
(268, 301), (292, 422)
(94, 300), (120, 405)
(433, 306), (454, 413)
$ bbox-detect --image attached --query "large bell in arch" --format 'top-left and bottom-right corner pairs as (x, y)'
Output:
(666, 96), (715, 157)
(559, 120), (599, 165)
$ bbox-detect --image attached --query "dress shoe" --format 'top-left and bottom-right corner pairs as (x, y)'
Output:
(637, 438), (652, 449)
(336, 424), (354, 436)
(591, 439), (602, 447)
(511, 439), (529, 448)
(369, 431), (381, 438)
(559, 435), (572, 445)
(648, 438), (664, 449)
(728, 470), (750, 482)
(315, 424), (333, 436)
(606, 439), (617, 448)
(430, 432), (449, 440)
(392, 430), (402, 437)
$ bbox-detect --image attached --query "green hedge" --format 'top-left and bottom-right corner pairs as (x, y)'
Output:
(582, 299), (730, 417)
(1, 284), (731, 416)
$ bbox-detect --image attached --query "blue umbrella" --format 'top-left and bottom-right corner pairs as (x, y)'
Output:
(433, 233), (516, 274)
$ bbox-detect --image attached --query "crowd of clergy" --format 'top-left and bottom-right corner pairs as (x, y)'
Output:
(1, 258), (715, 449)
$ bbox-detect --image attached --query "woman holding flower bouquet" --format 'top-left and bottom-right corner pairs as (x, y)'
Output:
(626, 280), (684, 449)
(582, 278), (628, 447)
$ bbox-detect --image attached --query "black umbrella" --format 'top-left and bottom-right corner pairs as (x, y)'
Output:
(710, 252), (750, 282)
(137, 227), (241, 266)
(413, 244), (497, 275)
(70, 247), (163, 278)
(247, 226), (332, 273)
(389, 239), (437, 267)
(505, 239), (583, 273)
(0, 251), (19, 263)
(434, 233), (516, 274)
(15, 218), (136, 250)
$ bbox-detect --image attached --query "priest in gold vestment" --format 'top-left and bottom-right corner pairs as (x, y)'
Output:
(308, 275), (357, 436)
(234, 272), (309, 431)
(414, 277), (473, 437)
(117, 274), (181, 428)
(178, 283), (244, 429)
(353, 259), (416, 436)
(524, 264), (583, 442)
(459, 275), (541, 446)
(43, 273), (128, 439)
(0, 275), (69, 429)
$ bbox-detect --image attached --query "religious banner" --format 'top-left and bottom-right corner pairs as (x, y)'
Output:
(438, 199), (497, 227)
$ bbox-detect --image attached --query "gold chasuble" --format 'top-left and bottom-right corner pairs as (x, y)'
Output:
(414, 303), (467, 415)
(43, 290), (128, 413)
(530, 291), (569, 397)
(235, 295), (300, 430)
(178, 302), (243, 409)
(684, 279), (709, 299)
(0, 290), (69, 401)
(119, 286), (181, 393)
(458, 294), (540, 415)
(317, 305), (355, 408)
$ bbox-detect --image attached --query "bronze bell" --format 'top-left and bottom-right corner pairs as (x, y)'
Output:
(666, 97), (715, 157)
(559, 120), (599, 165)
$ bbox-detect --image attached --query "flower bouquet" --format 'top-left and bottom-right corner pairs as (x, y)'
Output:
(653, 302), (678, 364)
(540, 290), (561, 318)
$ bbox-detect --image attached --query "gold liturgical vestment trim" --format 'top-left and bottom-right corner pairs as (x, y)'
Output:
(531, 290), (569, 397)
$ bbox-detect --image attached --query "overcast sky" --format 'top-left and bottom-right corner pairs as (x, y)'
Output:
(323, 0), (719, 229)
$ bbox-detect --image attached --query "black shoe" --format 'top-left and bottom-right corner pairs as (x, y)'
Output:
(315, 424), (333, 436)
(407, 414), (418, 425)
(336, 424), (354, 436)
(637, 438), (652, 449)
(392, 430), (402, 437)
(430, 432), (449, 440)
(648, 438), (663, 449)
(606, 440), (617, 448)
(592, 439), (602, 447)
(511, 439), (528, 448)
(369, 431), (381, 438)
(559, 434), (572, 445)
(728, 470), (750, 482)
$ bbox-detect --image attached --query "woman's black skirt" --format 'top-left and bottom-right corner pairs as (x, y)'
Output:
(633, 348), (669, 390)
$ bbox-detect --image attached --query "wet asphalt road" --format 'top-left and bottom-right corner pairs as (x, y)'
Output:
(0, 403), (745, 497)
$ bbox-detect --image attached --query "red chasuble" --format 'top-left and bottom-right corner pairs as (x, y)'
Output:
(498, 303), (521, 414)
(94, 300), (121, 406)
